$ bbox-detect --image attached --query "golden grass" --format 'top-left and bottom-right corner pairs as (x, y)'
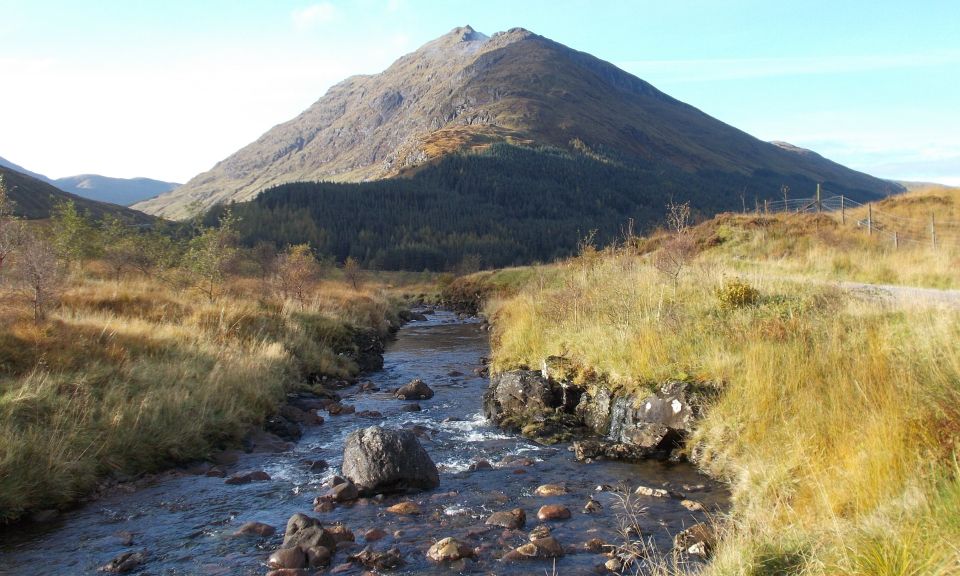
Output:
(487, 245), (960, 575)
(0, 272), (406, 522)
(697, 210), (960, 289)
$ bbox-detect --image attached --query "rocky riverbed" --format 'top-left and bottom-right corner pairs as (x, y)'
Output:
(0, 311), (726, 575)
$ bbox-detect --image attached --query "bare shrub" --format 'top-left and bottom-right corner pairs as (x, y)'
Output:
(16, 232), (65, 322)
(343, 256), (363, 290)
(274, 244), (321, 309)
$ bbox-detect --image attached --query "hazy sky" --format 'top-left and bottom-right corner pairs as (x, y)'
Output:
(1, 0), (958, 185)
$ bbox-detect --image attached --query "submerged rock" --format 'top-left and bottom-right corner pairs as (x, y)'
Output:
(234, 521), (276, 537)
(341, 427), (439, 496)
(350, 546), (404, 570)
(385, 501), (421, 515)
(98, 551), (147, 573)
(502, 536), (564, 560)
(224, 470), (271, 485)
(485, 508), (526, 529)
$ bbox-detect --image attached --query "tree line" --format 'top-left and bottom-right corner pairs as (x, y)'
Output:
(215, 143), (846, 271)
(0, 176), (359, 322)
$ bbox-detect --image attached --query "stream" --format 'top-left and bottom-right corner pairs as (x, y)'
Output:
(0, 311), (726, 575)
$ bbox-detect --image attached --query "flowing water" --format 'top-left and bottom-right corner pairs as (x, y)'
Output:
(0, 311), (726, 575)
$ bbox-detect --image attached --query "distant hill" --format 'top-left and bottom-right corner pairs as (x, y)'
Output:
(0, 165), (154, 223)
(138, 25), (903, 219)
(53, 175), (178, 206)
(0, 156), (178, 206)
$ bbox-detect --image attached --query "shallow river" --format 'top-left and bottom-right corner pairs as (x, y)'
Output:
(0, 311), (725, 575)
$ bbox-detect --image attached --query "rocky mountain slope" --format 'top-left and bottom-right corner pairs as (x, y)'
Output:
(135, 26), (901, 219)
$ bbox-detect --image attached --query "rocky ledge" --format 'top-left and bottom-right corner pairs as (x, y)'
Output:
(483, 364), (716, 462)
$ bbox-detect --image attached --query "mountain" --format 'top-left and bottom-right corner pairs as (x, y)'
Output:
(136, 25), (902, 220)
(0, 165), (154, 223)
(0, 156), (177, 206)
(0, 155), (50, 183)
(53, 175), (179, 206)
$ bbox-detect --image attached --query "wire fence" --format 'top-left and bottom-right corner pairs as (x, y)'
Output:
(756, 189), (960, 250)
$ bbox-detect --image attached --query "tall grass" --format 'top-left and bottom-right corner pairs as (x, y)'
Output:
(488, 241), (960, 574)
(0, 274), (406, 522)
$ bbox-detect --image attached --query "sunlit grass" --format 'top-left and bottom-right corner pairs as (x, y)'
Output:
(487, 235), (960, 574)
(0, 272), (407, 522)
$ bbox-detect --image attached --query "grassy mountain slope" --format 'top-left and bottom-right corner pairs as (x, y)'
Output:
(136, 26), (901, 219)
(1, 165), (154, 223)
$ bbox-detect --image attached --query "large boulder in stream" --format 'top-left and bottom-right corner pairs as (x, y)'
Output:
(395, 378), (434, 400)
(341, 427), (439, 496)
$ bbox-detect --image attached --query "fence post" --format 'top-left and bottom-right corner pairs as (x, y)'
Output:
(764, 199), (769, 215)
(868, 204), (873, 236)
(816, 183), (822, 213)
(931, 213), (937, 251)
(894, 231), (899, 249)
(840, 195), (845, 225)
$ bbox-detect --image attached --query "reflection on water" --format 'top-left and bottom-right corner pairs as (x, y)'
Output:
(0, 311), (726, 575)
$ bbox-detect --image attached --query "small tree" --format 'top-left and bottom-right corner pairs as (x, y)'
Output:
(100, 215), (138, 282)
(343, 256), (363, 290)
(184, 209), (238, 301)
(0, 176), (25, 279)
(16, 231), (65, 322)
(274, 244), (321, 309)
(654, 200), (696, 287)
(50, 199), (97, 272)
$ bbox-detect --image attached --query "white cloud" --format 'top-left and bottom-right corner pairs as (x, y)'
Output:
(292, 3), (337, 30)
(386, 0), (406, 12)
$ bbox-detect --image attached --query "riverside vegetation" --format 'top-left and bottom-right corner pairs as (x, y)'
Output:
(0, 183), (428, 523)
(450, 186), (960, 575)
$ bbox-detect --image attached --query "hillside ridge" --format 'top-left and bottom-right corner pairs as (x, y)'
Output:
(134, 26), (902, 219)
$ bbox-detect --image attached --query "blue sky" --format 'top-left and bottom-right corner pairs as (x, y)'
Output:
(1, 0), (958, 185)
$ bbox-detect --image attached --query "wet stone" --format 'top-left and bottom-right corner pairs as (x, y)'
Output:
(534, 483), (568, 496)
(395, 378), (435, 400)
(485, 508), (526, 530)
(427, 537), (475, 562)
(537, 505), (571, 521)
(269, 547), (306, 569)
(386, 501), (421, 515)
(330, 481), (359, 502)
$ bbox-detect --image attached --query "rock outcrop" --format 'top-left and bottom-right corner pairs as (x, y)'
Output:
(485, 368), (715, 461)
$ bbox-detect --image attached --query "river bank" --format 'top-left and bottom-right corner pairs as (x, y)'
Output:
(1, 311), (726, 575)
(466, 241), (960, 574)
(0, 276), (415, 525)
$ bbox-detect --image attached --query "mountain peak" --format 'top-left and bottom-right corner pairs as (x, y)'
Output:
(133, 26), (901, 219)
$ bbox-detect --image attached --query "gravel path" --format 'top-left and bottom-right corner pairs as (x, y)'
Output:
(839, 281), (960, 309)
